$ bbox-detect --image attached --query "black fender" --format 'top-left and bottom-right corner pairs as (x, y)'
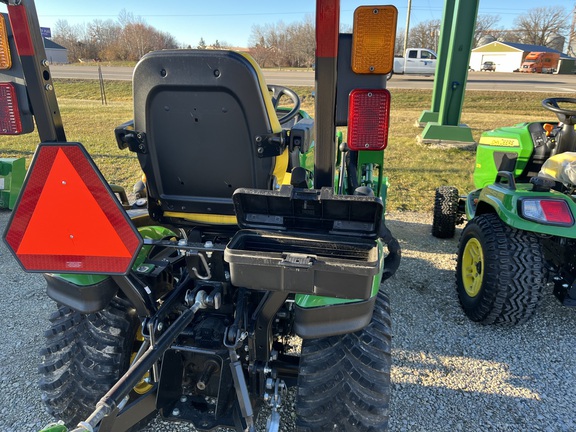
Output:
(294, 295), (376, 339)
(44, 274), (118, 314)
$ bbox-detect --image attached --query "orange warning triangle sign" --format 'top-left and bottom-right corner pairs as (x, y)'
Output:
(17, 148), (131, 257)
(3, 143), (142, 274)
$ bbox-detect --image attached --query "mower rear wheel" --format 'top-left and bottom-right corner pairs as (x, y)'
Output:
(39, 296), (154, 429)
(295, 289), (391, 431)
(432, 186), (459, 238)
(456, 213), (546, 325)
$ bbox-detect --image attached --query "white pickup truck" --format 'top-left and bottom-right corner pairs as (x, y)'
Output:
(388, 48), (437, 79)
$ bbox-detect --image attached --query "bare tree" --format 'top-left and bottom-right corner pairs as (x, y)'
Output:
(249, 35), (277, 67)
(87, 19), (121, 60)
(408, 19), (441, 52)
(55, 10), (178, 62)
(513, 6), (569, 46)
(569, 4), (576, 56)
(395, 29), (405, 55)
(473, 14), (501, 47)
(115, 22), (177, 61)
(52, 19), (87, 62)
(340, 23), (352, 33)
(117, 9), (142, 26)
(249, 22), (290, 67)
(210, 40), (232, 49)
(249, 18), (315, 67)
(493, 29), (523, 43)
(197, 37), (206, 49)
(287, 16), (315, 67)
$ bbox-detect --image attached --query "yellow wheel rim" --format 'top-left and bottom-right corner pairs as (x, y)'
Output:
(131, 327), (153, 395)
(462, 237), (484, 298)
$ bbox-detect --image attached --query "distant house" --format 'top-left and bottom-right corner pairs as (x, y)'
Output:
(43, 38), (68, 64)
(470, 41), (575, 74)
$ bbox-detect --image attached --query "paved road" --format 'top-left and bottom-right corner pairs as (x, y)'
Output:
(49, 65), (576, 93)
(391, 71), (576, 93)
(49, 65), (315, 88)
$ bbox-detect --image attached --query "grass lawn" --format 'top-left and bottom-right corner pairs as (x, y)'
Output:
(0, 80), (555, 212)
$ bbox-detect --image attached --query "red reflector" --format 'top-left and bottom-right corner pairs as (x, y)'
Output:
(347, 89), (390, 151)
(316, 0), (340, 58)
(3, 143), (142, 274)
(0, 83), (23, 135)
(540, 200), (573, 224)
(8, 6), (34, 57)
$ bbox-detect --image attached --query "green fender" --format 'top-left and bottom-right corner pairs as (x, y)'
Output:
(38, 422), (68, 432)
(468, 183), (576, 238)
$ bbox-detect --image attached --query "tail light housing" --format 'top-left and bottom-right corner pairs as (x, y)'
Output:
(347, 88), (390, 151)
(521, 198), (574, 226)
(0, 11), (34, 135)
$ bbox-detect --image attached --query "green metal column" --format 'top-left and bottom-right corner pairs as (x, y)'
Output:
(420, 0), (479, 145)
(417, 0), (456, 126)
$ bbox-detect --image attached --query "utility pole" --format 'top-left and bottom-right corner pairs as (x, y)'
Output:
(402, 0), (412, 55)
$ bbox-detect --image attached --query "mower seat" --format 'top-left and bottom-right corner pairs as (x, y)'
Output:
(518, 122), (554, 180)
(130, 50), (287, 225)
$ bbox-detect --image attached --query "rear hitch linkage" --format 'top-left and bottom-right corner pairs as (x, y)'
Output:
(67, 290), (212, 432)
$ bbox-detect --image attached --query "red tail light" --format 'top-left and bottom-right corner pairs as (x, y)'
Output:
(347, 89), (390, 151)
(0, 82), (23, 135)
(521, 199), (574, 226)
(539, 200), (573, 224)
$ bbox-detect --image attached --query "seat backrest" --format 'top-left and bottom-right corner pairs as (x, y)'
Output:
(132, 50), (285, 222)
(518, 122), (554, 180)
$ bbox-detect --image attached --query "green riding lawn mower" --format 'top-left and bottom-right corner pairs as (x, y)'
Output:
(1, 1), (401, 431)
(433, 97), (576, 325)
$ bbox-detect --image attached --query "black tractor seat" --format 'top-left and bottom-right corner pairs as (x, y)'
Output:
(119, 50), (290, 226)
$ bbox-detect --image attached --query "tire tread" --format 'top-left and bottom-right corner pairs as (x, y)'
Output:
(39, 298), (147, 428)
(432, 186), (459, 238)
(456, 213), (546, 325)
(295, 290), (391, 432)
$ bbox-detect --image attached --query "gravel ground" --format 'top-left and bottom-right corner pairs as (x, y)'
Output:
(1, 209), (575, 432)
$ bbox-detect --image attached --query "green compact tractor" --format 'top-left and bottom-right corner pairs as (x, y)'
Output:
(1, 1), (400, 431)
(433, 97), (576, 325)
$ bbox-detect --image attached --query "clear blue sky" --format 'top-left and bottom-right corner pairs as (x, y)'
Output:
(1, 1), (570, 48)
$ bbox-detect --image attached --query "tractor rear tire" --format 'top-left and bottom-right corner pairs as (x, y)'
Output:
(39, 296), (154, 429)
(432, 186), (459, 238)
(456, 213), (547, 325)
(295, 289), (391, 431)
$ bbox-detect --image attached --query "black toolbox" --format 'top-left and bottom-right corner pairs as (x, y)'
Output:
(224, 186), (384, 299)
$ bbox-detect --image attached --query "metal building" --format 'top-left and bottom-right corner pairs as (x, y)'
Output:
(43, 38), (68, 64)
